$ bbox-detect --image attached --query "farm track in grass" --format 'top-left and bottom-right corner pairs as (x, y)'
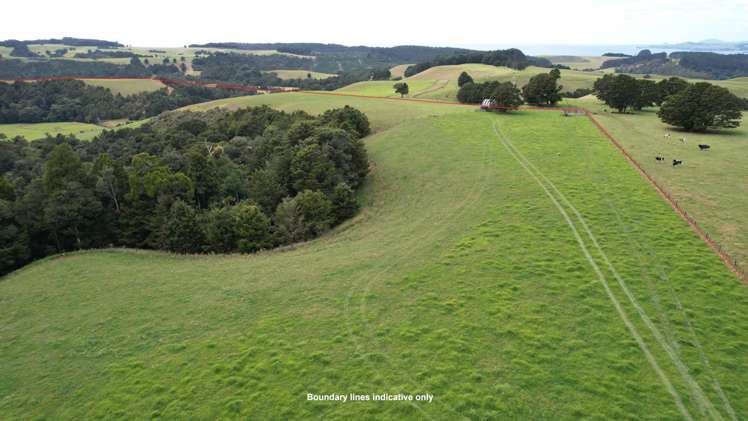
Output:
(493, 121), (693, 419)
(2, 94), (748, 419)
(494, 121), (730, 420)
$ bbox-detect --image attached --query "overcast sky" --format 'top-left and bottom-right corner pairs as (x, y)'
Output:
(3, 0), (747, 48)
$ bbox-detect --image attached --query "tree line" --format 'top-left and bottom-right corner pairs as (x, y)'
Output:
(404, 49), (553, 77)
(190, 43), (474, 72)
(593, 74), (743, 131)
(456, 69), (562, 107)
(0, 79), (241, 124)
(0, 105), (371, 275)
(602, 50), (748, 80)
(454, 69), (743, 132)
(0, 37), (123, 48)
(0, 58), (183, 79)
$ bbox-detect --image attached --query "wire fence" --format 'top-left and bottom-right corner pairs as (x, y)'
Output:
(582, 108), (747, 284)
(3, 81), (743, 283)
(1, 76), (296, 94)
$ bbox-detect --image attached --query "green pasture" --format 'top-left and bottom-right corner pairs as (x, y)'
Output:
(82, 78), (166, 95)
(182, 92), (472, 131)
(267, 69), (335, 80)
(0, 122), (104, 141)
(336, 80), (440, 98)
(341, 64), (748, 103)
(2, 92), (746, 419)
(567, 96), (748, 270)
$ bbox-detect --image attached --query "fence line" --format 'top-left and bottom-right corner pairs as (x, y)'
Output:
(0, 76), (296, 94)
(1, 79), (744, 283)
(582, 109), (747, 284)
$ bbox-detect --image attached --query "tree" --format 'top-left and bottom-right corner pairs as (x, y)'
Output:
(593, 74), (640, 113)
(655, 77), (689, 105)
(92, 154), (127, 212)
(233, 202), (272, 252)
(522, 69), (562, 106)
(293, 190), (333, 239)
(658, 82), (743, 132)
(491, 82), (523, 109)
(204, 206), (238, 253)
(43, 144), (85, 193)
(394, 82), (409, 97)
(274, 197), (306, 244)
(129, 56), (143, 67)
(0, 181), (29, 274)
(457, 71), (474, 87)
(319, 105), (371, 139)
(330, 182), (358, 224)
(162, 200), (204, 253)
(289, 143), (336, 193)
(43, 181), (104, 251)
(633, 79), (659, 111)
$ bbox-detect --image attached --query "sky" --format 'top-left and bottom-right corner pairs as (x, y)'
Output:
(2, 0), (747, 48)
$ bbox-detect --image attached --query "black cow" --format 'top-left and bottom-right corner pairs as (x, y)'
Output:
(655, 155), (665, 162)
(698, 144), (711, 151)
(673, 159), (683, 167)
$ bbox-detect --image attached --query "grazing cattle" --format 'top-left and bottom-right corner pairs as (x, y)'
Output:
(679, 137), (687, 144)
(673, 159), (683, 167)
(698, 144), (711, 151)
(655, 155), (665, 162)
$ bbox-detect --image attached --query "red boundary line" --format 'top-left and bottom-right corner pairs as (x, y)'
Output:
(300, 92), (747, 284)
(1, 81), (744, 283)
(0, 76), (297, 94)
(582, 109), (747, 284)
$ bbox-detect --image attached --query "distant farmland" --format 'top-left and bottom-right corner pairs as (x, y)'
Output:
(339, 63), (748, 102)
(82, 78), (166, 95)
(268, 69), (335, 80)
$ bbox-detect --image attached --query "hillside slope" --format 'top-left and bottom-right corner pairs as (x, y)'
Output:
(1, 94), (747, 419)
(337, 64), (748, 102)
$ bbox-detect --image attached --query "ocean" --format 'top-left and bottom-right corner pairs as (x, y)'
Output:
(459, 44), (748, 56)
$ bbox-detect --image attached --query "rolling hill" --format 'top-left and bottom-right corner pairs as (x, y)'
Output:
(337, 63), (748, 102)
(1, 92), (746, 419)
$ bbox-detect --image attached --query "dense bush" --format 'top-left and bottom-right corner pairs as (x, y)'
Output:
(0, 105), (370, 274)
(0, 80), (241, 124)
(0, 58), (181, 79)
(674, 52), (748, 79)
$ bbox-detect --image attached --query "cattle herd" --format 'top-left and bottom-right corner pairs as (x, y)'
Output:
(657, 133), (711, 166)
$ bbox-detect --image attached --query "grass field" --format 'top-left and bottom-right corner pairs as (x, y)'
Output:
(182, 92), (471, 131)
(1, 92), (747, 419)
(82, 78), (166, 95)
(336, 80), (441, 98)
(0, 119), (148, 141)
(267, 70), (336, 80)
(566, 96), (748, 271)
(0, 122), (105, 141)
(389, 64), (412, 79)
(341, 64), (609, 102)
(542, 55), (617, 70)
(340, 64), (748, 103)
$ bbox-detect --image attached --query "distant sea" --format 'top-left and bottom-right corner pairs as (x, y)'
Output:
(460, 44), (748, 56)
